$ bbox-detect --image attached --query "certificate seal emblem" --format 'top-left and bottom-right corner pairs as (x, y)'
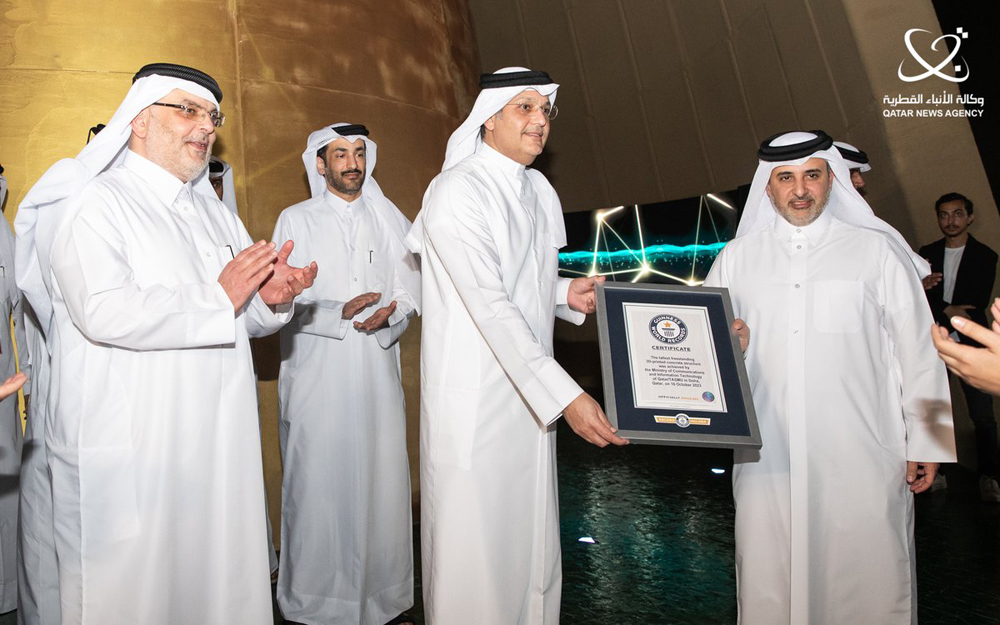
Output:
(702, 391), (715, 402)
(675, 414), (691, 428)
(649, 314), (688, 344)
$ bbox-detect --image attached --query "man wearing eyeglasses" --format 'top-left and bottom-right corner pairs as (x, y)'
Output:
(405, 67), (627, 624)
(15, 63), (316, 625)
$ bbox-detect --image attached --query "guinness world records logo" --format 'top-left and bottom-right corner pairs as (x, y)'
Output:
(649, 314), (688, 344)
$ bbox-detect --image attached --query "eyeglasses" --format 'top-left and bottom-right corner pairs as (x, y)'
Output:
(151, 102), (225, 128)
(506, 101), (559, 120)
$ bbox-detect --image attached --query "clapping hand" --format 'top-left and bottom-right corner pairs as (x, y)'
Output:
(258, 240), (318, 306)
(355, 301), (398, 332)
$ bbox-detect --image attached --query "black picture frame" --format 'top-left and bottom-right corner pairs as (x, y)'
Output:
(596, 282), (761, 449)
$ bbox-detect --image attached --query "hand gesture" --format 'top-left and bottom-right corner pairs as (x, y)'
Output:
(943, 304), (975, 320)
(0, 372), (26, 402)
(932, 300), (1000, 395)
(732, 318), (750, 353)
(567, 275), (606, 314)
(562, 392), (629, 447)
(342, 292), (382, 320)
(906, 461), (939, 493)
(258, 240), (318, 306)
(218, 241), (278, 313)
(921, 271), (942, 291)
(355, 301), (398, 332)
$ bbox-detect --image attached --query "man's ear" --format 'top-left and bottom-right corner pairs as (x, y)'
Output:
(130, 108), (151, 139)
(316, 155), (326, 175)
(969, 212), (976, 226)
(483, 114), (497, 132)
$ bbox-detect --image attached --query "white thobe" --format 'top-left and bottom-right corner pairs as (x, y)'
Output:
(17, 303), (60, 625)
(414, 144), (584, 624)
(273, 190), (415, 624)
(46, 150), (287, 624)
(704, 209), (956, 625)
(0, 219), (27, 613)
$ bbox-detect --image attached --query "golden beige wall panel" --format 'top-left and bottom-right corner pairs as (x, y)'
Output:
(1, 1), (236, 73)
(621, 2), (712, 201)
(639, 68), (715, 202)
(237, 0), (466, 119)
(731, 9), (800, 137)
(670, 0), (730, 61)
(762, 2), (845, 136)
(566, 0), (660, 205)
(510, 0), (611, 211)
(721, 0), (768, 32)
(687, 43), (758, 192)
(805, 0), (872, 120)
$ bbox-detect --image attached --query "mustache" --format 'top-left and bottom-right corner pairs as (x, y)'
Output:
(340, 169), (363, 176)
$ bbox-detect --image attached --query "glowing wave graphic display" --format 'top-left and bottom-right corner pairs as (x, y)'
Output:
(558, 196), (732, 285)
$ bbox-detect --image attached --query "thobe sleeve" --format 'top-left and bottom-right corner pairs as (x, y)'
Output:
(52, 194), (237, 350)
(917, 244), (949, 326)
(423, 177), (583, 425)
(12, 282), (29, 395)
(554, 278), (585, 325)
(374, 267), (415, 349)
(272, 210), (351, 340)
(1, 223), (30, 394)
(702, 247), (729, 290)
(881, 241), (957, 462)
(237, 220), (291, 338)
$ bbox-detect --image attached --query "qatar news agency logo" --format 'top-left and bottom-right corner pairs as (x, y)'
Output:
(883, 26), (984, 119)
(649, 314), (688, 345)
(898, 27), (970, 83)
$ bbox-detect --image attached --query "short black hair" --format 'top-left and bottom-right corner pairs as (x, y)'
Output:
(935, 192), (974, 215)
(317, 145), (329, 161)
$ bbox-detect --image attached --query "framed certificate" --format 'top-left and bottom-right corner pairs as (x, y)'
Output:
(595, 282), (761, 449)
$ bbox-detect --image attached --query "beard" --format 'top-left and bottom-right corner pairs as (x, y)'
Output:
(146, 113), (212, 182)
(770, 186), (832, 227)
(325, 167), (365, 196)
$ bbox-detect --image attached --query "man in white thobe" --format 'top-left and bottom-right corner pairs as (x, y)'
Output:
(16, 300), (58, 625)
(206, 153), (280, 578)
(15, 62), (317, 625)
(208, 155), (238, 215)
(833, 140), (870, 195)
(406, 67), (627, 625)
(0, 216), (27, 615)
(704, 130), (956, 624)
(273, 123), (419, 625)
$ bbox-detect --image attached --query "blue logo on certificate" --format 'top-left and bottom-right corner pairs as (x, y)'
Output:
(649, 314), (688, 344)
(702, 391), (715, 402)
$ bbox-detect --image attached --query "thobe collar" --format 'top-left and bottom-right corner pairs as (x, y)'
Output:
(772, 205), (833, 246)
(479, 143), (528, 196)
(322, 187), (364, 217)
(123, 149), (191, 207)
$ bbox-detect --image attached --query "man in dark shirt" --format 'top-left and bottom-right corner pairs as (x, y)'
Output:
(921, 192), (999, 501)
